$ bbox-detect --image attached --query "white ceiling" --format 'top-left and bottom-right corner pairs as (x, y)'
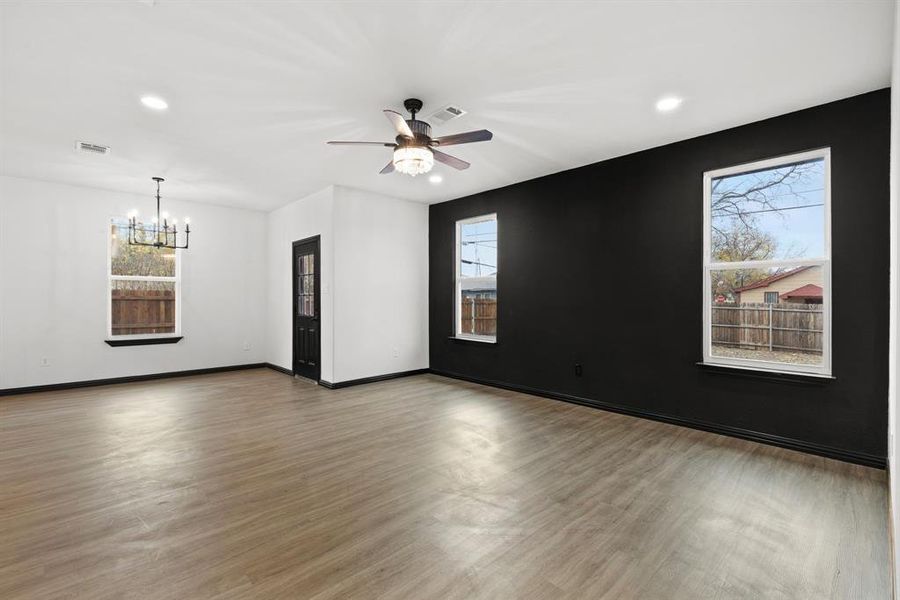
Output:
(0, 1), (894, 211)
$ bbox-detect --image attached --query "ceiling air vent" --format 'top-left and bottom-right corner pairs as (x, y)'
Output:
(75, 141), (111, 155)
(428, 104), (466, 125)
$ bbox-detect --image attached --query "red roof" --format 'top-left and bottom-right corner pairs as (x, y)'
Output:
(780, 284), (823, 300)
(733, 266), (814, 293)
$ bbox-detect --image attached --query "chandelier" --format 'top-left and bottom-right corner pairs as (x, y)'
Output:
(128, 177), (190, 250)
(393, 145), (434, 176)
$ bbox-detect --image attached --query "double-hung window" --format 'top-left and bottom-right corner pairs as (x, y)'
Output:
(455, 214), (497, 342)
(108, 218), (181, 340)
(703, 148), (831, 376)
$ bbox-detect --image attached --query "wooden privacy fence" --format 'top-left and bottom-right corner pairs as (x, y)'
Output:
(712, 302), (822, 354)
(111, 288), (176, 335)
(461, 297), (497, 336)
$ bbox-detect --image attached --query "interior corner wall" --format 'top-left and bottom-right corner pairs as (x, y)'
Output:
(430, 89), (891, 464)
(264, 185), (429, 384)
(331, 186), (429, 382)
(887, 0), (899, 590)
(0, 175), (268, 389)
(266, 185), (335, 381)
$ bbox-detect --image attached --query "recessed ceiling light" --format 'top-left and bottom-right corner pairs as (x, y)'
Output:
(429, 174), (443, 184)
(140, 96), (168, 110)
(655, 96), (683, 113)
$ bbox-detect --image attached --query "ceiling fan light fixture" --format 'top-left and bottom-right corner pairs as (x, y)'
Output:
(393, 146), (434, 176)
(325, 98), (491, 176)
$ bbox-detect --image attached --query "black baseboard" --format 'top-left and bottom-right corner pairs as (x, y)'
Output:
(0, 363), (268, 397)
(6, 361), (879, 468)
(264, 363), (294, 376)
(319, 368), (429, 389)
(430, 369), (886, 469)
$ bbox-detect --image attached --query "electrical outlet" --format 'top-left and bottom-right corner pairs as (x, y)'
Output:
(40, 357), (50, 367)
(392, 347), (399, 359)
(574, 363), (583, 377)
(242, 341), (251, 352)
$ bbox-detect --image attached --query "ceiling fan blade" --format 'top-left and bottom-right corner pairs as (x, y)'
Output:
(384, 110), (415, 138)
(327, 141), (395, 146)
(379, 161), (395, 175)
(432, 129), (493, 146)
(432, 149), (470, 170)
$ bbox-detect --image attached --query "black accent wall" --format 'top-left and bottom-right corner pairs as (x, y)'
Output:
(429, 89), (890, 466)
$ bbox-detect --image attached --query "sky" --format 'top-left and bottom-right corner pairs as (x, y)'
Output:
(710, 158), (825, 261)
(460, 218), (497, 279)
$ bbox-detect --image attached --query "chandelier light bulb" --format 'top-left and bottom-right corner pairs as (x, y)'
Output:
(184, 217), (191, 225)
(161, 211), (169, 221)
(128, 209), (138, 219)
(151, 216), (159, 223)
(393, 146), (434, 176)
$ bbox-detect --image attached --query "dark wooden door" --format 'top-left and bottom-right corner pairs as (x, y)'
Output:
(292, 236), (320, 381)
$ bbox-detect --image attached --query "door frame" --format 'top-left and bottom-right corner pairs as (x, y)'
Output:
(292, 235), (321, 382)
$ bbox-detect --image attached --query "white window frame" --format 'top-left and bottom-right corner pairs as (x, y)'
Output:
(107, 217), (182, 340)
(702, 148), (831, 377)
(455, 213), (498, 343)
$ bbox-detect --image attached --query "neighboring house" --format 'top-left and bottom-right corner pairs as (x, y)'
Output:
(734, 265), (824, 304)
(460, 274), (497, 300)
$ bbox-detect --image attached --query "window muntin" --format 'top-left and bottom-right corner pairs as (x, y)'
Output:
(703, 149), (830, 375)
(108, 219), (181, 338)
(455, 214), (497, 342)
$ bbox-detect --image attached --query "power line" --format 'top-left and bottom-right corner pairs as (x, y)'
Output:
(714, 203), (823, 217)
(461, 259), (496, 269)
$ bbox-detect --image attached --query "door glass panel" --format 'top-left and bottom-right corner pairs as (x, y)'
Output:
(297, 252), (315, 317)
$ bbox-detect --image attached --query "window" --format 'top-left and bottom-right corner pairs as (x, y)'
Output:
(108, 218), (181, 339)
(455, 214), (497, 342)
(703, 149), (830, 375)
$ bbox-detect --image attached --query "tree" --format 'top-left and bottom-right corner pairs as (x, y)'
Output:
(708, 161), (819, 299)
(710, 223), (776, 299)
(110, 222), (175, 291)
(710, 161), (819, 236)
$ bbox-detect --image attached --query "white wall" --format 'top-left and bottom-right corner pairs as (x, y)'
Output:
(332, 186), (429, 382)
(1, 176), (428, 390)
(889, 0), (899, 593)
(265, 185), (335, 381)
(264, 185), (428, 384)
(0, 175), (268, 389)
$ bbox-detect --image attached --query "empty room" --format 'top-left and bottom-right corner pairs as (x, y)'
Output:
(2, 1), (900, 598)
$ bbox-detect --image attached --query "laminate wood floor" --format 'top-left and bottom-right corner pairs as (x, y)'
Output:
(0, 369), (889, 599)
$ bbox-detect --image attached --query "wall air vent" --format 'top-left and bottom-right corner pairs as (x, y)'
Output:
(428, 104), (467, 125)
(75, 141), (111, 155)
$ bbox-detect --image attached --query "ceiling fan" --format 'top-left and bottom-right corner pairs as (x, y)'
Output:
(327, 98), (493, 177)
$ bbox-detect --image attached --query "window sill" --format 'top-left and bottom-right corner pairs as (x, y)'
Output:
(697, 362), (834, 384)
(448, 335), (497, 345)
(106, 336), (183, 347)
